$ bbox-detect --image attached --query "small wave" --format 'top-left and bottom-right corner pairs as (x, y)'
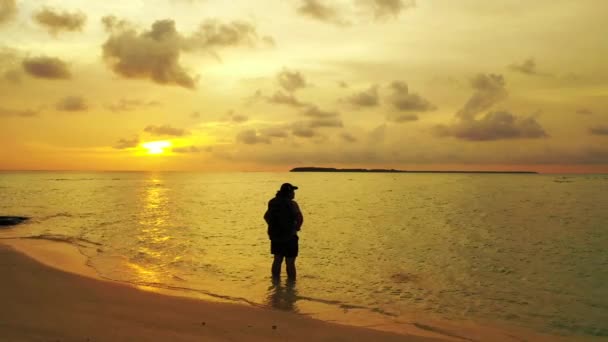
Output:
(549, 319), (608, 337)
(24, 234), (102, 247)
(50, 178), (97, 181)
(553, 176), (574, 183)
(390, 272), (418, 283)
(412, 323), (475, 341)
(295, 294), (398, 317)
(48, 177), (123, 182)
(101, 279), (264, 307)
(37, 212), (73, 220)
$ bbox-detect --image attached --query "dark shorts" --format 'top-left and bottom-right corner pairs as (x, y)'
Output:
(271, 236), (299, 258)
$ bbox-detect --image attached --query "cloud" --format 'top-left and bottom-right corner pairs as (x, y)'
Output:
(308, 117), (343, 128)
(576, 108), (593, 115)
(0, 47), (22, 83)
(22, 56), (71, 79)
(288, 117), (343, 139)
(231, 114), (248, 123)
(113, 136), (139, 149)
(267, 90), (306, 107)
(33, 7), (86, 35)
(277, 69), (307, 92)
(184, 19), (259, 50)
(388, 81), (436, 112)
(296, 0), (415, 25)
(236, 129), (271, 144)
(0, 0), (16, 25)
(3, 69), (21, 83)
(359, 0), (416, 20)
(105, 98), (161, 112)
(435, 111), (548, 141)
(341, 132), (357, 142)
(144, 124), (188, 136)
(292, 124), (316, 138)
(457, 73), (507, 119)
(296, 0), (345, 25)
(56, 96), (88, 111)
(101, 15), (131, 32)
(436, 72), (548, 141)
(346, 85), (379, 107)
(590, 125), (608, 136)
(0, 106), (38, 117)
(223, 110), (248, 123)
(261, 127), (289, 138)
(102, 17), (265, 89)
(302, 105), (339, 118)
(172, 145), (201, 153)
(508, 58), (549, 76)
(102, 19), (196, 89)
(387, 113), (418, 122)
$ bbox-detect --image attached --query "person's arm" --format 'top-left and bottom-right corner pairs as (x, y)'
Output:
(292, 201), (303, 231)
(263, 201), (271, 224)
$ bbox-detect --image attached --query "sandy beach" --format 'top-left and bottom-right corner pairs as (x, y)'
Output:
(0, 240), (446, 341)
(0, 239), (598, 341)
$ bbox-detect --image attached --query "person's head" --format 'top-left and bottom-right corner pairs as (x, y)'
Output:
(278, 183), (298, 199)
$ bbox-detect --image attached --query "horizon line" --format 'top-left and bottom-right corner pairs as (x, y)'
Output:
(1, 169), (607, 175)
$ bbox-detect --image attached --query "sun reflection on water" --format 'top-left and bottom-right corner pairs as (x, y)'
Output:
(127, 262), (160, 284)
(130, 174), (176, 283)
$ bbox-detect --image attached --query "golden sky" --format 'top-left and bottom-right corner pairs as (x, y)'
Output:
(0, 0), (607, 172)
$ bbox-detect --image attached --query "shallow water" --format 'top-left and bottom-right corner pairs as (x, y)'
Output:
(1, 171), (607, 338)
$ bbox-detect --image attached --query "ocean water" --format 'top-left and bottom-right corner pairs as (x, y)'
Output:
(1, 171), (607, 338)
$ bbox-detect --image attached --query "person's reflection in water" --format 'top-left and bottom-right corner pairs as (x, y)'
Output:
(266, 278), (299, 312)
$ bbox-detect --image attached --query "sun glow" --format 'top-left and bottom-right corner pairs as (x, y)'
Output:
(142, 141), (172, 155)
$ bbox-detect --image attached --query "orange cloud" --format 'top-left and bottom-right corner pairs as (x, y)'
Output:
(436, 111), (547, 141)
(346, 85), (379, 107)
(113, 136), (139, 149)
(277, 69), (308, 92)
(297, 0), (345, 25)
(144, 124), (188, 137)
(33, 7), (86, 35)
(0, 106), (38, 117)
(22, 56), (71, 79)
(56, 96), (88, 112)
(388, 81), (436, 112)
(102, 17), (265, 89)
(457, 73), (506, 120)
(237, 129), (271, 144)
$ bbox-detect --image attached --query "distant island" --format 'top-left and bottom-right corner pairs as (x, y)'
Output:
(290, 167), (538, 174)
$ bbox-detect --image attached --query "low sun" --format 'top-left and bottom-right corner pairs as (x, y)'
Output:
(142, 141), (171, 154)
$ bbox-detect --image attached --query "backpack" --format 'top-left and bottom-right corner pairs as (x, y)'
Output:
(266, 197), (295, 241)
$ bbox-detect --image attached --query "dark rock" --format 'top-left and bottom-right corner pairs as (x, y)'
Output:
(0, 216), (29, 226)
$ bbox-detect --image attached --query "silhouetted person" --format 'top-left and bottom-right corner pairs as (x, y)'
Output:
(264, 183), (303, 280)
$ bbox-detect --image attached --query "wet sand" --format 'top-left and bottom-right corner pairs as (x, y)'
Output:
(0, 239), (588, 342)
(0, 241), (447, 341)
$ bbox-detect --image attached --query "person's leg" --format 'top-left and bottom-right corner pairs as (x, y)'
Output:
(285, 257), (296, 280)
(272, 254), (284, 278)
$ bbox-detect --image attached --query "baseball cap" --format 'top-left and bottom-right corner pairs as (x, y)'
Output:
(280, 183), (298, 192)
